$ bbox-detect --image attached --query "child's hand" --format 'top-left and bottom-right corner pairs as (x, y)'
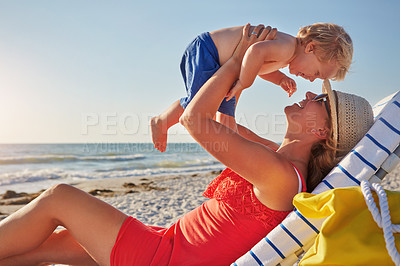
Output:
(279, 76), (297, 97)
(226, 80), (244, 101)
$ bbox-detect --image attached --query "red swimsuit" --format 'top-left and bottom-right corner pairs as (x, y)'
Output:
(111, 167), (306, 266)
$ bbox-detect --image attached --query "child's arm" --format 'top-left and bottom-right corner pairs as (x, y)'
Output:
(259, 71), (297, 97)
(226, 39), (294, 100)
(258, 70), (286, 85)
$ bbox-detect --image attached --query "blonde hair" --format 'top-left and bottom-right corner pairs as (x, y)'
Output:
(297, 23), (353, 81)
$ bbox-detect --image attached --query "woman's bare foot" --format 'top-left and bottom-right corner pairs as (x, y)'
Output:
(150, 116), (167, 152)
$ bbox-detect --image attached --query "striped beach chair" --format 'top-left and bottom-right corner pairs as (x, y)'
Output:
(233, 90), (400, 266)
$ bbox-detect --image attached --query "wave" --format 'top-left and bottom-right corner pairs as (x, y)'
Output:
(0, 168), (68, 186)
(0, 154), (146, 165)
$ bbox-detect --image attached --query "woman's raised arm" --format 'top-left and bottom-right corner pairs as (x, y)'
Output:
(180, 24), (295, 193)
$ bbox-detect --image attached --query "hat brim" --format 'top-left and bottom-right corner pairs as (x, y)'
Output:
(322, 80), (338, 149)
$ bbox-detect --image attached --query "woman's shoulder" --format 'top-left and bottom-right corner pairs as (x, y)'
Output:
(253, 154), (304, 210)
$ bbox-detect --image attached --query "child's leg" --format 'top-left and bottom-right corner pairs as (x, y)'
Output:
(0, 229), (97, 266)
(150, 100), (184, 152)
(0, 184), (128, 265)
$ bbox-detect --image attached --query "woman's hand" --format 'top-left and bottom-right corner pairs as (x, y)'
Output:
(231, 24), (277, 64)
(226, 24), (277, 101)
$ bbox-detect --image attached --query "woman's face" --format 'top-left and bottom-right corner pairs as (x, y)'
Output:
(284, 91), (331, 136)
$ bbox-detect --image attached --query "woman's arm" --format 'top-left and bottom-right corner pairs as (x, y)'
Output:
(180, 25), (296, 194)
(236, 124), (280, 151)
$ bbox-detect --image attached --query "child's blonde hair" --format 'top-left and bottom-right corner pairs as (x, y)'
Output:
(297, 23), (353, 81)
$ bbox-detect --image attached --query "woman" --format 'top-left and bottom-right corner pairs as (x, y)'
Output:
(0, 25), (373, 266)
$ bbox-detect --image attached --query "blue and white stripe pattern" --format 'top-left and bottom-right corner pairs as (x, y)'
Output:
(233, 91), (400, 266)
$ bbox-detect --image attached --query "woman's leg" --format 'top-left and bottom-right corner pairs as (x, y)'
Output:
(0, 184), (128, 266)
(150, 99), (184, 152)
(0, 229), (98, 266)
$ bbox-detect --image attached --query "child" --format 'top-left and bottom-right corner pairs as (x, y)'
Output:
(151, 23), (353, 152)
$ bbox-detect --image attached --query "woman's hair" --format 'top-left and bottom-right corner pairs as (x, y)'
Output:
(297, 23), (353, 81)
(306, 117), (339, 192)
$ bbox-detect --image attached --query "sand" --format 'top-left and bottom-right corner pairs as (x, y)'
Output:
(1, 165), (399, 226)
(75, 170), (221, 227)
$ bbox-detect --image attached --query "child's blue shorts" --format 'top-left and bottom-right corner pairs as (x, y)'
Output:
(180, 32), (236, 117)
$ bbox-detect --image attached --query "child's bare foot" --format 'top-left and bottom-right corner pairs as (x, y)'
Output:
(150, 116), (167, 152)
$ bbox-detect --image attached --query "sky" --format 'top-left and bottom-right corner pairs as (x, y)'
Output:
(0, 0), (399, 144)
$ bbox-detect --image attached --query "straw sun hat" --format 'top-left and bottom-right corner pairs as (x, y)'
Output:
(322, 80), (374, 157)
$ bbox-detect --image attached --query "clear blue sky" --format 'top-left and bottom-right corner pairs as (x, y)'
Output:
(0, 0), (399, 143)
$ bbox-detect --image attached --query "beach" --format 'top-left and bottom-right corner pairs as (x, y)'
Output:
(1, 143), (400, 266)
(1, 165), (400, 225)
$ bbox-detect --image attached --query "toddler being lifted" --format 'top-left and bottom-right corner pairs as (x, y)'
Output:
(151, 23), (353, 152)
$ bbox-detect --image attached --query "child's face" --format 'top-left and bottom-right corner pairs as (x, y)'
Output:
(289, 42), (338, 82)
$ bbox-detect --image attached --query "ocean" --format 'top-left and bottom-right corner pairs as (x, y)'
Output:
(0, 143), (223, 194)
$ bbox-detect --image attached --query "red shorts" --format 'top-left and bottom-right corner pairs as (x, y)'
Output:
(110, 217), (169, 266)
